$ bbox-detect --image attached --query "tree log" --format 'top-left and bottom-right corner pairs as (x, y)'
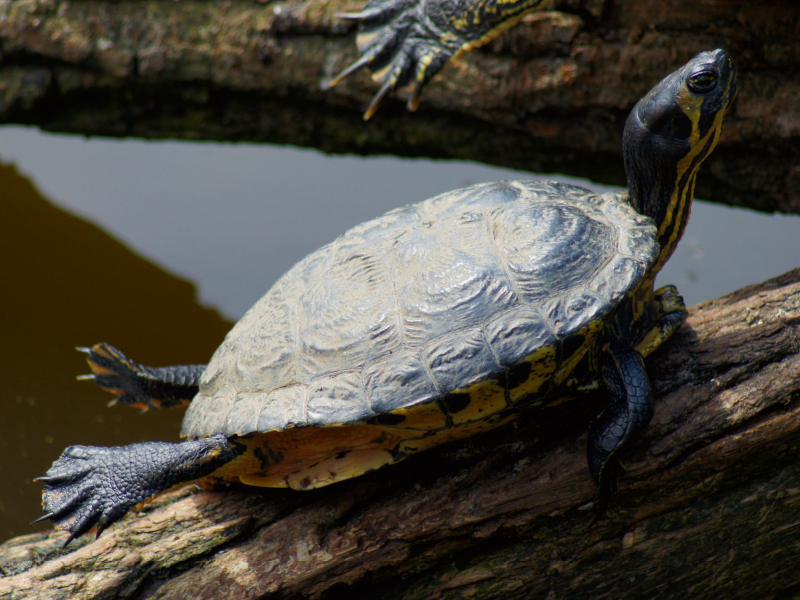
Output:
(0, 0), (799, 214)
(1, 268), (799, 599)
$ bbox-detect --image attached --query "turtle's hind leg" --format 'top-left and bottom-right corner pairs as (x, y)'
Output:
(34, 434), (244, 546)
(78, 343), (206, 410)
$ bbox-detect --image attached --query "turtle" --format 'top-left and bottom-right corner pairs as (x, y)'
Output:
(35, 50), (737, 547)
(329, 0), (555, 118)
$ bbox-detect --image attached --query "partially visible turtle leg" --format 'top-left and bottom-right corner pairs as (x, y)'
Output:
(331, 0), (552, 119)
(331, 0), (456, 119)
(569, 286), (687, 395)
(34, 434), (244, 547)
(587, 340), (654, 520)
(78, 343), (206, 410)
(635, 285), (688, 358)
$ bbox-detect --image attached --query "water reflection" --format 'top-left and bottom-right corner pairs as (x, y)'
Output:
(0, 163), (231, 542)
(2, 127), (799, 321)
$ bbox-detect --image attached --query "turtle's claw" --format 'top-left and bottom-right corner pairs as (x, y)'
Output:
(329, 54), (373, 88)
(78, 343), (148, 406)
(407, 80), (424, 112)
(363, 80), (395, 120)
(336, 42), (453, 119)
(336, 6), (387, 22)
(30, 511), (55, 525)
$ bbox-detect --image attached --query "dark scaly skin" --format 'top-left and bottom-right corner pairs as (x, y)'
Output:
(586, 339), (653, 521)
(34, 434), (244, 547)
(331, 0), (553, 118)
(79, 343), (205, 410)
(562, 286), (687, 518)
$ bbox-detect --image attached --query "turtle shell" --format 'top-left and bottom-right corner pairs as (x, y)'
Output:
(182, 180), (658, 439)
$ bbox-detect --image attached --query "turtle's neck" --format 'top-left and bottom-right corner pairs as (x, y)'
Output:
(622, 56), (736, 276)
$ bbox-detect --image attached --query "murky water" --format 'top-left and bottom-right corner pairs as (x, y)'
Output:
(0, 163), (231, 542)
(1, 126), (799, 543)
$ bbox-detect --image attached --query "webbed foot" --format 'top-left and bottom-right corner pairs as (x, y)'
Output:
(331, 0), (553, 119)
(331, 0), (458, 119)
(34, 434), (242, 546)
(78, 343), (204, 410)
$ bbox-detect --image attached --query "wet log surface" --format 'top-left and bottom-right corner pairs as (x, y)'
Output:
(0, 0), (799, 213)
(1, 268), (799, 599)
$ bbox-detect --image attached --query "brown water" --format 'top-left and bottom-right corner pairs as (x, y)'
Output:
(0, 163), (232, 542)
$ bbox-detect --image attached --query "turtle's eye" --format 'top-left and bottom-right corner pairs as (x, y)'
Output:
(688, 69), (718, 93)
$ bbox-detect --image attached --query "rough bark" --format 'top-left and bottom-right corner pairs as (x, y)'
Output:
(0, 0), (799, 213)
(1, 268), (799, 599)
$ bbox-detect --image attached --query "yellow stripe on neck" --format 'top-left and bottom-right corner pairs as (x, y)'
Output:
(653, 76), (733, 274)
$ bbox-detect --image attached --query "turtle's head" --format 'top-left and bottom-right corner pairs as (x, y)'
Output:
(623, 49), (737, 272)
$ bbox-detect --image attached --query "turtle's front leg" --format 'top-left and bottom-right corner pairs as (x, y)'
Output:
(34, 434), (244, 546)
(78, 343), (206, 410)
(635, 285), (688, 358)
(587, 340), (653, 520)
